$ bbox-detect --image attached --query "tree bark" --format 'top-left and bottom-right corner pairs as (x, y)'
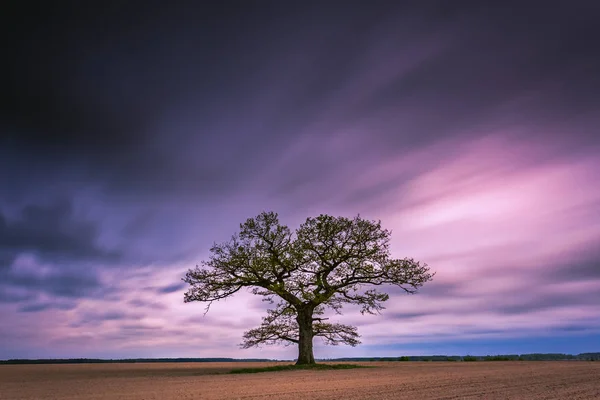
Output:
(295, 308), (315, 365)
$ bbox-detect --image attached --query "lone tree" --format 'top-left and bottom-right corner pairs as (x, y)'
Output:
(183, 212), (433, 365)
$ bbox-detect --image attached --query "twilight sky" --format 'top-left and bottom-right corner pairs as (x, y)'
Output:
(1, 1), (599, 359)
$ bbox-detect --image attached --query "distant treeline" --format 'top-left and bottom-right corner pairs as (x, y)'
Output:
(2, 353), (598, 365)
(0, 358), (274, 365)
(322, 353), (600, 362)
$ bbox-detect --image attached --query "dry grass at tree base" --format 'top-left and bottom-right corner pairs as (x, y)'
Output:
(229, 363), (371, 374)
(1, 361), (599, 399)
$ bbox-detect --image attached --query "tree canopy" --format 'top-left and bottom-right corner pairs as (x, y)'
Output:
(184, 212), (433, 364)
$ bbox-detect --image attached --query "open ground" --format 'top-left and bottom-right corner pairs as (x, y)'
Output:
(1, 361), (599, 399)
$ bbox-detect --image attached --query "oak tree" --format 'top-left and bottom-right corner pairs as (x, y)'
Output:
(183, 212), (433, 365)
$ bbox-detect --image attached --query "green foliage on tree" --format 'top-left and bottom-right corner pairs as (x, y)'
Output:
(183, 212), (434, 365)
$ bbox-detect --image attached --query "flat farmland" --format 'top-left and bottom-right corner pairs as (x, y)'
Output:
(1, 361), (599, 399)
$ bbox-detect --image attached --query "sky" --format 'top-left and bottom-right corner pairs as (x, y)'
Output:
(1, 1), (599, 360)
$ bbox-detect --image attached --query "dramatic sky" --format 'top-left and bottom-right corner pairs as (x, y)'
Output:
(1, 1), (599, 359)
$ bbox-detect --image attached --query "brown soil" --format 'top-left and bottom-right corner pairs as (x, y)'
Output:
(1, 361), (599, 399)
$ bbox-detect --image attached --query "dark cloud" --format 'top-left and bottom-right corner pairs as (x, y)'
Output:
(0, 200), (130, 311)
(72, 310), (145, 327)
(18, 302), (76, 313)
(2, 1), (597, 205)
(388, 311), (432, 320)
(0, 200), (125, 303)
(128, 299), (168, 310)
(120, 324), (162, 331)
(0, 200), (120, 266)
(496, 291), (600, 316)
(2, 266), (104, 299)
(564, 261), (600, 281)
(408, 282), (462, 298)
(552, 252), (600, 282)
(554, 324), (597, 333)
(127, 299), (167, 310)
(0, 288), (31, 304)
(155, 282), (187, 294)
(509, 241), (600, 285)
(81, 310), (135, 321)
(1, 2), (308, 200)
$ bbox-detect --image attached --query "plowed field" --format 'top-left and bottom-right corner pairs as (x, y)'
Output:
(1, 361), (599, 399)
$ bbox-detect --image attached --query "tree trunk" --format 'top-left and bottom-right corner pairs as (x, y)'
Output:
(295, 309), (315, 365)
